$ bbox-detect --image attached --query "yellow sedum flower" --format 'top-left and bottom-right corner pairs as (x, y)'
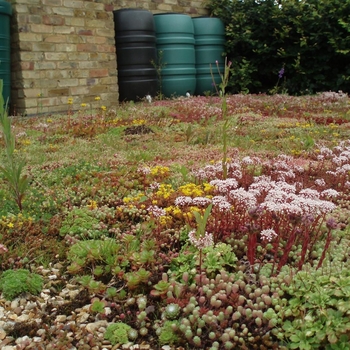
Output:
(156, 184), (174, 199)
(87, 200), (98, 210)
(179, 183), (204, 197)
(150, 166), (170, 177)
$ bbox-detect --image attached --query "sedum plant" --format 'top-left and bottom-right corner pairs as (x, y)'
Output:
(59, 207), (108, 239)
(0, 268), (43, 300)
(104, 322), (136, 345)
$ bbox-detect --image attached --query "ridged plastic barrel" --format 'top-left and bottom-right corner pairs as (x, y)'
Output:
(154, 14), (196, 97)
(0, 0), (12, 106)
(192, 17), (225, 95)
(113, 9), (157, 102)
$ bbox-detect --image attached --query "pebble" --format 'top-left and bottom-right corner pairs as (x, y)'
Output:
(0, 329), (6, 340)
(17, 314), (29, 322)
(85, 320), (108, 333)
(55, 315), (67, 323)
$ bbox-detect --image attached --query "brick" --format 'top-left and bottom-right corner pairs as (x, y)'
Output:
(70, 70), (90, 78)
(58, 79), (79, 87)
(18, 32), (43, 42)
(63, 0), (83, 8)
(44, 52), (68, 60)
(31, 24), (54, 34)
(45, 70), (69, 79)
(74, 9), (95, 19)
(53, 26), (74, 34)
(70, 85), (89, 95)
(84, 2), (105, 11)
(35, 61), (57, 70)
(32, 42), (57, 51)
(42, 0), (63, 5)
(24, 88), (46, 98)
(28, 15), (42, 24)
(65, 52), (89, 61)
(97, 44), (115, 53)
(29, 7), (46, 15)
(48, 88), (69, 96)
(19, 42), (33, 51)
(43, 15), (65, 26)
(99, 76), (118, 85)
(77, 29), (93, 36)
(52, 7), (75, 16)
(66, 35), (84, 44)
(57, 61), (79, 69)
(104, 4), (114, 11)
(40, 97), (60, 107)
(34, 79), (58, 88)
(76, 43), (97, 52)
(89, 69), (109, 78)
(20, 62), (35, 70)
(89, 85), (109, 95)
(11, 5), (29, 14)
(85, 19), (106, 28)
(96, 28), (115, 38)
(86, 78), (96, 86)
(20, 52), (44, 61)
(86, 36), (106, 44)
(55, 43), (77, 52)
(64, 17), (85, 26)
(44, 35), (67, 43)
(24, 98), (40, 109)
(157, 4), (172, 11)
(96, 12), (109, 20)
(79, 61), (98, 69)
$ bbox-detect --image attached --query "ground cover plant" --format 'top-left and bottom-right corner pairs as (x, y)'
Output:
(0, 91), (350, 349)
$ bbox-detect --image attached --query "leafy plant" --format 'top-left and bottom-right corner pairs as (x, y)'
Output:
(171, 242), (237, 281)
(279, 268), (350, 349)
(0, 79), (30, 211)
(0, 269), (43, 300)
(151, 50), (167, 100)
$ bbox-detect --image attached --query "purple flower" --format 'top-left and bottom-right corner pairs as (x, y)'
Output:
(278, 67), (285, 79)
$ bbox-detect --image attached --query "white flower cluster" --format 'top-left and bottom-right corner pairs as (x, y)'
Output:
(138, 166), (151, 175)
(229, 188), (257, 208)
(188, 230), (214, 249)
(210, 178), (239, 193)
(149, 182), (160, 190)
(147, 205), (166, 218)
(260, 229), (277, 242)
(174, 196), (193, 206)
(212, 196), (232, 212)
(192, 197), (212, 207)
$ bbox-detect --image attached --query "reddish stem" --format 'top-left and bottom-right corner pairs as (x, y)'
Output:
(247, 232), (257, 265)
(317, 229), (333, 269)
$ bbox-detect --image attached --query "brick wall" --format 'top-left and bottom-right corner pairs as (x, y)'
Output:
(8, 0), (208, 116)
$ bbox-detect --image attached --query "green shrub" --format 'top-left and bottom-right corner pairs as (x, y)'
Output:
(0, 269), (43, 300)
(206, 0), (350, 94)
